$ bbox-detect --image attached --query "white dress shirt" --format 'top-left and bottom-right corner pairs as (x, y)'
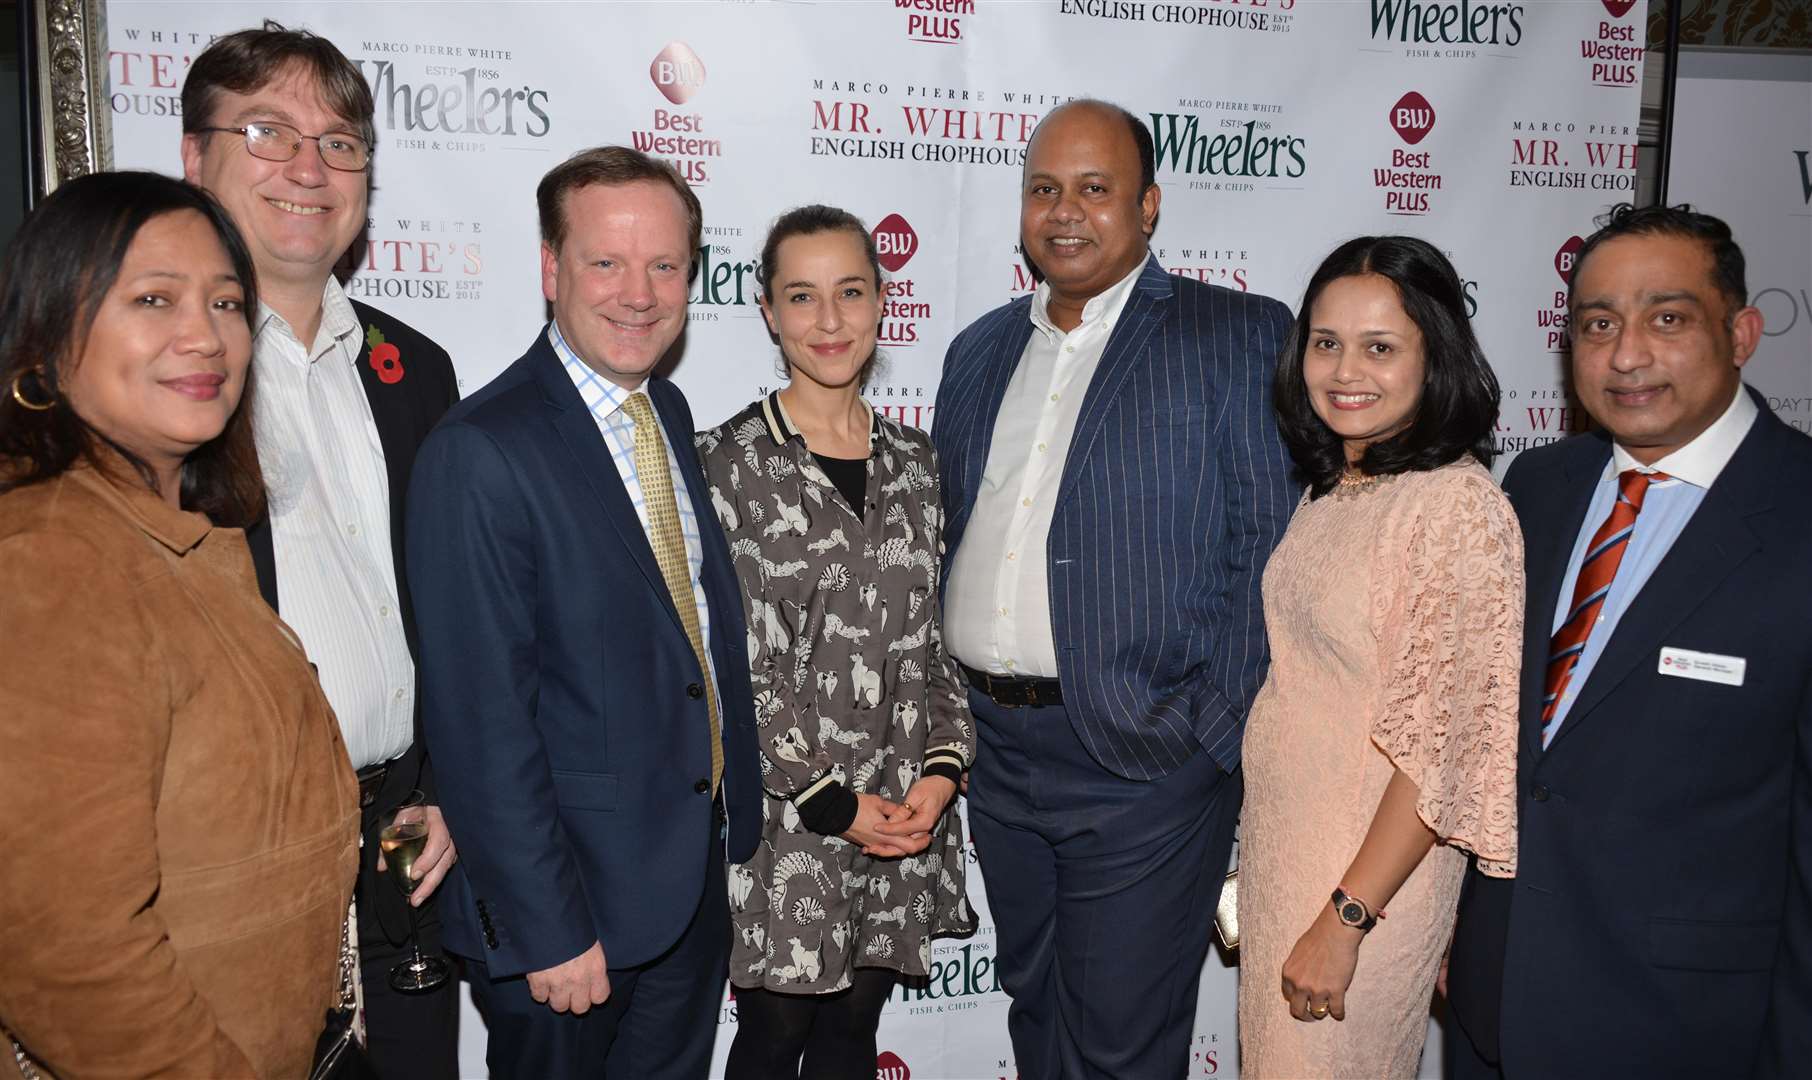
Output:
(253, 279), (415, 770)
(944, 256), (1147, 677)
(547, 321), (720, 706)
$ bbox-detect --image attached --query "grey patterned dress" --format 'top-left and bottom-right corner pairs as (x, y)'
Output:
(696, 393), (976, 993)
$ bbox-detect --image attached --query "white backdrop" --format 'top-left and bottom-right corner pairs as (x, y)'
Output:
(1669, 48), (1812, 435)
(104, 1), (1646, 1075)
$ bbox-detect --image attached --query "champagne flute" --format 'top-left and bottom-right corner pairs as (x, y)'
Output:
(380, 794), (451, 993)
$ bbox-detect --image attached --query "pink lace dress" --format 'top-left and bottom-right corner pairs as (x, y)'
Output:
(1237, 459), (1523, 1078)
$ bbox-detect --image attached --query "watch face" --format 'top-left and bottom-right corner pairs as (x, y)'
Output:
(1341, 901), (1366, 925)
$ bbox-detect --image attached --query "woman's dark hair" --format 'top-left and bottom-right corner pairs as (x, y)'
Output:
(757, 205), (885, 383)
(1275, 235), (1499, 498)
(0, 170), (265, 525)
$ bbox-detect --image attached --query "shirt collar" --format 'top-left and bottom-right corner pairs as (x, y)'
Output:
(760, 390), (876, 448)
(1608, 383), (1758, 488)
(1029, 253), (1148, 339)
(254, 277), (362, 365)
(549, 320), (638, 418)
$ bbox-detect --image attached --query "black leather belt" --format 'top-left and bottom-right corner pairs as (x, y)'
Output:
(960, 663), (1064, 708)
(355, 762), (388, 810)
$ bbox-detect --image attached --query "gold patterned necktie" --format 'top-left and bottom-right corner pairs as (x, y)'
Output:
(621, 392), (722, 792)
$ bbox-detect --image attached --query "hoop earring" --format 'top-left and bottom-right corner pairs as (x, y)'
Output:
(10, 368), (54, 412)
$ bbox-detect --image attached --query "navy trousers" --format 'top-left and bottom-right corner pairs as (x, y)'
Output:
(966, 692), (1240, 1079)
(466, 839), (729, 1080)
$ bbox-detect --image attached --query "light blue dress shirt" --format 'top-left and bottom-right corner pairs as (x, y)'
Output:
(1543, 386), (1758, 744)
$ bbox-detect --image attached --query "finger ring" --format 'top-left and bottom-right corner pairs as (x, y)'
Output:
(1311, 1002), (1330, 1018)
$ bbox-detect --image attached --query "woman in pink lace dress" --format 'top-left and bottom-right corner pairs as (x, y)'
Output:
(1237, 236), (1523, 1077)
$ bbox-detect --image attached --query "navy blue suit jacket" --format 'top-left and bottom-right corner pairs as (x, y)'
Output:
(1448, 392), (1812, 1077)
(406, 331), (760, 978)
(932, 256), (1297, 781)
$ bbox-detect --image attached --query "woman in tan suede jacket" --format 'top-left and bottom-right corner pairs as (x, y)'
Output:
(0, 173), (359, 1078)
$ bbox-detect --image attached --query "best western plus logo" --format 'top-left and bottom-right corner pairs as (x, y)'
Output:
(1150, 110), (1307, 194)
(1368, 0), (1524, 57)
(1579, 0), (1643, 88)
(873, 214), (930, 348)
(636, 42), (719, 184)
(1522, 234), (1583, 356)
(1375, 92), (1441, 216)
(876, 1051), (912, 1080)
(897, 0), (971, 43)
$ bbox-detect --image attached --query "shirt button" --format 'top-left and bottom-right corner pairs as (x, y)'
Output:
(1006, 552), (1017, 561)
(1037, 443), (1047, 453)
(999, 607), (1009, 617)
(1049, 393), (1059, 403)
(393, 688), (406, 702)
(1021, 497), (1033, 508)
(1004, 659), (1016, 670)
(346, 523), (359, 536)
(379, 605), (392, 618)
(1530, 784), (1550, 802)
(1064, 345), (1075, 353)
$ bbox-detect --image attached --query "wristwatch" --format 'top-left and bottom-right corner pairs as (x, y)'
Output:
(1332, 887), (1380, 933)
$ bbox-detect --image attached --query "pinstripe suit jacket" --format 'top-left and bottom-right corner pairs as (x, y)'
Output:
(932, 255), (1298, 781)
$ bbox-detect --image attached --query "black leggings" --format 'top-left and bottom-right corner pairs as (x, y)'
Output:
(724, 968), (897, 1080)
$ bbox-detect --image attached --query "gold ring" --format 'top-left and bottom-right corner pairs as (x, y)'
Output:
(1311, 1002), (1330, 1018)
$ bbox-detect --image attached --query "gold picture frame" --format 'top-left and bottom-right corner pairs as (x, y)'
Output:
(24, 0), (112, 198)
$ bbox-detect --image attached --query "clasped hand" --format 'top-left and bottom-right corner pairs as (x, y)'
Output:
(846, 775), (959, 858)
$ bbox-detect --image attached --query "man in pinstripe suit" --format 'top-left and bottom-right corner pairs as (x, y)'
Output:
(933, 100), (1297, 1078)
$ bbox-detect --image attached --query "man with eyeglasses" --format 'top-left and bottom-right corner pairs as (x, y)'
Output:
(181, 24), (462, 1078)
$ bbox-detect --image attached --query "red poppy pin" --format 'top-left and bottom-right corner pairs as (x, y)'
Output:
(366, 324), (404, 384)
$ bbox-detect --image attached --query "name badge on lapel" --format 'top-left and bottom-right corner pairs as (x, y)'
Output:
(1658, 646), (1746, 687)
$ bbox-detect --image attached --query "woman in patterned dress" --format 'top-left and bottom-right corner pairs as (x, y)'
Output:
(1236, 236), (1523, 1077)
(697, 205), (975, 1080)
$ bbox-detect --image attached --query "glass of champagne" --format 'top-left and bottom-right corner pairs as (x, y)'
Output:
(381, 795), (451, 993)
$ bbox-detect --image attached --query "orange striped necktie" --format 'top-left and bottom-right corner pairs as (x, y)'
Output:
(1541, 468), (1671, 738)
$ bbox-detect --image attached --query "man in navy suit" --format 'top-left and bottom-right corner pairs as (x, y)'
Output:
(1447, 204), (1812, 1078)
(407, 147), (760, 1079)
(932, 99), (1297, 1077)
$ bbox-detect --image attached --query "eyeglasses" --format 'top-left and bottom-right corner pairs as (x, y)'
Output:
(197, 121), (373, 172)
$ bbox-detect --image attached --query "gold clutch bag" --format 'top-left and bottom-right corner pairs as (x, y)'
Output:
(1215, 868), (1239, 950)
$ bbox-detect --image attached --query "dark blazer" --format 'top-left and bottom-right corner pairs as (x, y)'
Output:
(245, 300), (457, 942)
(406, 331), (761, 978)
(931, 255), (1297, 781)
(1448, 391), (1812, 1078)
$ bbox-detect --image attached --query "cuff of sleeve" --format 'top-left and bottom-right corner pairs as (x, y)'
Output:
(794, 781), (859, 836)
(921, 759), (964, 786)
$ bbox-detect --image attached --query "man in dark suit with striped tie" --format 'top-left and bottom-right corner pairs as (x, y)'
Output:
(931, 99), (1297, 1078)
(1446, 204), (1812, 1078)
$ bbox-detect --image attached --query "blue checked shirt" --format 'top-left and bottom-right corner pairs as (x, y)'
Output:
(549, 321), (719, 702)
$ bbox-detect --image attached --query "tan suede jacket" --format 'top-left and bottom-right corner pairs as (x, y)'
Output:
(0, 457), (359, 1078)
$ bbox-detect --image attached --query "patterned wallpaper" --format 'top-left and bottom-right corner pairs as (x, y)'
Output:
(1649, 0), (1812, 48)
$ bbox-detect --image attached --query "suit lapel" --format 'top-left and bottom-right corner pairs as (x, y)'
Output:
(532, 342), (686, 636)
(1055, 257), (1171, 510)
(1544, 419), (1773, 753)
(1520, 442), (1609, 758)
(952, 312), (1034, 538)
